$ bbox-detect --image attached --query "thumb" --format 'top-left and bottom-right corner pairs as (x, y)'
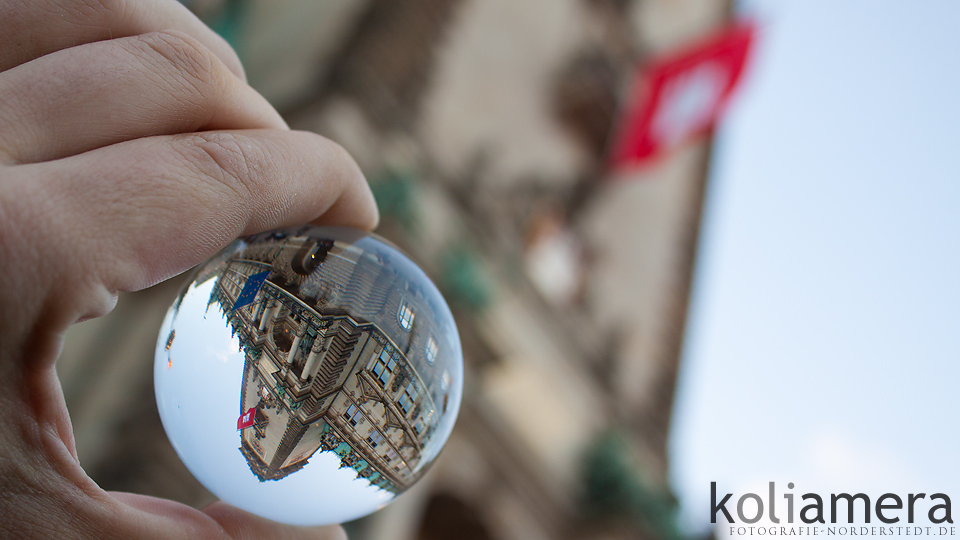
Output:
(203, 501), (348, 540)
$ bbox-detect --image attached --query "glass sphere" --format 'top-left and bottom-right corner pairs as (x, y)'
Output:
(154, 226), (463, 525)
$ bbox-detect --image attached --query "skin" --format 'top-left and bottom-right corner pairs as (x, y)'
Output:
(0, 0), (379, 538)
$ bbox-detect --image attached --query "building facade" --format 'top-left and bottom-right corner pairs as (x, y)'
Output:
(207, 231), (455, 494)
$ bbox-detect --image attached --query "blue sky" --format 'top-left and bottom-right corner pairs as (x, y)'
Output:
(669, 1), (960, 534)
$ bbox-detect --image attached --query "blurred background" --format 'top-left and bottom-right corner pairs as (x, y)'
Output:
(55, 1), (959, 539)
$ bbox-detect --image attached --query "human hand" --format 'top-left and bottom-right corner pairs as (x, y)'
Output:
(0, 0), (377, 538)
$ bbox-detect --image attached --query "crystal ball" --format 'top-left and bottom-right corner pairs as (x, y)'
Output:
(154, 225), (463, 525)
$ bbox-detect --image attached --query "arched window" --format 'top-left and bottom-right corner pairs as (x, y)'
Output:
(425, 336), (438, 364)
(397, 299), (415, 330)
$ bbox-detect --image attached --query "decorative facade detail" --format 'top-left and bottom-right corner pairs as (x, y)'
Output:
(207, 232), (449, 493)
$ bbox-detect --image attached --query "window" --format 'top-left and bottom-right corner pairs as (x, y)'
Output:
(397, 393), (412, 414)
(397, 382), (417, 415)
(397, 300), (415, 330)
(343, 404), (364, 426)
(413, 418), (426, 435)
(372, 348), (397, 386)
(367, 430), (384, 448)
(424, 336), (438, 364)
(372, 360), (385, 379)
(382, 447), (398, 463)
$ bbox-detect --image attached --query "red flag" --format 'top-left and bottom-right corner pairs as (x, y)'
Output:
(237, 407), (256, 430)
(608, 22), (755, 170)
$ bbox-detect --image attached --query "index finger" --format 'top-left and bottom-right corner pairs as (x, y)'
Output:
(0, 0), (246, 79)
(11, 129), (379, 293)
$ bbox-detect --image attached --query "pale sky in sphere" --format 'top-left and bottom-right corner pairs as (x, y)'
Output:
(154, 279), (394, 526)
(669, 0), (960, 535)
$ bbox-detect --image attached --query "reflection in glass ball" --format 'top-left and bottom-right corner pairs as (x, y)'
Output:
(154, 226), (463, 525)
